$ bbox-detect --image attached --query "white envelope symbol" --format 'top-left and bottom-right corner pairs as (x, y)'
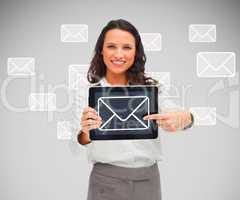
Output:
(189, 24), (216, 42)
(145, 71), (170, 88)
(29, 93), (56, 111)
(197, 52), (235, 77)
(98, 96), (150, 131)
(68, 65), (89, 90)
(61, 24), (88, 42)
(7, 57), (35, 76)
(190, 107), (216, 126)
(140, 33), (162, 51)
(159, 85), (180, 98)
(57, 121), (72, 140)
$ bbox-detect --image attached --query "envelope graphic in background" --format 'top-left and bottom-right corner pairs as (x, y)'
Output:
(68, 65), (89, 90)
(190, 107), (216, 126)
(140, 33), (162, 51)
(57, 121), (72, 140)
(7, 57), (35, 76)
(145, 71), (170, 88)
(29, 93), (56, 111)
(98, 96), (150, 131)
(189, 24), (216, 42)
(197, 52), (235, 77)
(61, 24), (88, 42)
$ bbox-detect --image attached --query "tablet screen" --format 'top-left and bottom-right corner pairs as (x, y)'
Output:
(89, 86), (158, 140)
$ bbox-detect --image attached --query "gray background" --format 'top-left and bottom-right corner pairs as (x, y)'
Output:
(0, 0), (239, 199)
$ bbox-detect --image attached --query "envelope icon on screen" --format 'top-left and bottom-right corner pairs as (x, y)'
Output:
(189, 24), (216, 42)
(140, 33), (161, 51)
(190, 107), (216, 126)
(98, 96), (150, 131)
(197, 52), (236, 77)
(29, 93), (56, 111)
(7, 57), (35, 76)
(61, 24), (88, 42)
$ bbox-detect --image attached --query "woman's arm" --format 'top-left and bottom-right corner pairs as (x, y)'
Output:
(77, 106), (102, 145)
(144, 111), (194, 132)
(77, 130), (91, 145)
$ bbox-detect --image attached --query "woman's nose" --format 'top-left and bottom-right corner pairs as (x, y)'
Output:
(114, 48), (124, 59)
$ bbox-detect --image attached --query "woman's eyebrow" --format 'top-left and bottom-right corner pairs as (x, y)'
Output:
(123, 43), (134, 46)
(105, 42), (134, 46)
(105, 42), (116, 45)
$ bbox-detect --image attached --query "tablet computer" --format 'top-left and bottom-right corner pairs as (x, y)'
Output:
(88, 86), (158, 140)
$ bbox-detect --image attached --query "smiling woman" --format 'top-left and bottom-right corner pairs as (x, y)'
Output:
(87, 19), (157, 85)
(102, 29), (136, 84)
(76, 19), (194, 200)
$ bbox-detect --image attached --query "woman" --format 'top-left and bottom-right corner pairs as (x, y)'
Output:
(77, 19), (193, 200)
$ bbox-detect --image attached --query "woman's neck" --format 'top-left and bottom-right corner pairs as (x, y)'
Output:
(105, 72), (128, 85)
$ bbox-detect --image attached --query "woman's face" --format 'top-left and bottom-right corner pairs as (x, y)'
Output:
(102, 29), (136, 76)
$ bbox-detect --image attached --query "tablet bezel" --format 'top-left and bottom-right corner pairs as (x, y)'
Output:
(88, 85), (158, 140)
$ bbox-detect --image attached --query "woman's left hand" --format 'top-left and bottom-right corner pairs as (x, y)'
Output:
(143, 111), (192, 132)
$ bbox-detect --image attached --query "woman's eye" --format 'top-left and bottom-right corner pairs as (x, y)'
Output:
(107, 45), (115, 49)
(123, 46), (132, 50)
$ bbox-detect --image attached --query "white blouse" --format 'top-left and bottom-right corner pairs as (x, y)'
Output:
(71, 78), (186, 168)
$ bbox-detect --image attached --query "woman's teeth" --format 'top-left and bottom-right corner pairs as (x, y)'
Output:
(112, 60), (125, 65)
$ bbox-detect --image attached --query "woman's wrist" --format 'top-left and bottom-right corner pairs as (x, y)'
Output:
(183, 112), (194, 130)
(77, 130), (91, 145)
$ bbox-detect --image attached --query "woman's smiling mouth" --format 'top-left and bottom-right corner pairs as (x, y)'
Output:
(111, 60), (126, 66)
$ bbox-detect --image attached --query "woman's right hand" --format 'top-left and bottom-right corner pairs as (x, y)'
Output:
(80, 107), (102, 142)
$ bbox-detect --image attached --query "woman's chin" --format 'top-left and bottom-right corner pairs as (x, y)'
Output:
(107, 67), (128, 75)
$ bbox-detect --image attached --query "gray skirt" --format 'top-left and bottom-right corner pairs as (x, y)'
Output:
(87, 162), (161, 200)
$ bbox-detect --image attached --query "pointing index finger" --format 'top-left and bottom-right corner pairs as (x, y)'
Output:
(143, 113), (171, 120)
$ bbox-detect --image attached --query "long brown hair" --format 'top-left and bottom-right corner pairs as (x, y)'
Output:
(87, 19), (158, 85)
